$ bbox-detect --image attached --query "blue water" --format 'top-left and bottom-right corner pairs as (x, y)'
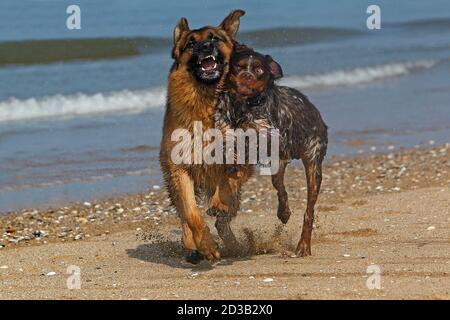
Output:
(0, 0), (449, 212)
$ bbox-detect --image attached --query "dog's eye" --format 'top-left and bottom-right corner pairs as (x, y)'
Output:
(186, 39), (196, 48)
(255, 67), (264, 75)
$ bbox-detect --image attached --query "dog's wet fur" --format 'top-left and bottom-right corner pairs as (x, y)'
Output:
(161, 11), (328, 263)
(160, 10), (256, 264)
(215, 44), (328, 256)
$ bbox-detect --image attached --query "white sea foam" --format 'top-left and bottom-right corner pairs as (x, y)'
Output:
(0, 87), (166, 122)
(0, 60), (438, 123)
(279, 60), (437, 89)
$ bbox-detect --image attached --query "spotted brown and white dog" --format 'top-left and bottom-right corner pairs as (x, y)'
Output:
(215, 44), (328, 256)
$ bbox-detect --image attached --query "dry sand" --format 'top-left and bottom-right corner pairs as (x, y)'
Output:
(0, 145), (449, 299)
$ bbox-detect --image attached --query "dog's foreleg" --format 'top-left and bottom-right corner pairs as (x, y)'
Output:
(271, 160), (292, 224)
(296, 159), (322, 257)
(181, 222), (204, 264)
(172, 170), (220, 262)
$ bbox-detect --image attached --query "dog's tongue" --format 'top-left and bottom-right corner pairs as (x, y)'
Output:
(201, 57), (216, 71)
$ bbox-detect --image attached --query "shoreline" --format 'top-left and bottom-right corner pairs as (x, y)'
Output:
(1, 144), (448, 250)
(0, 143), (449, 299)
(0, 145), (450, 300)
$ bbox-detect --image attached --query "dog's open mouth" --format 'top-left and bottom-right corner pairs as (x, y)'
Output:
(199, 55), (218, 73)
(192, 52), (222, 82)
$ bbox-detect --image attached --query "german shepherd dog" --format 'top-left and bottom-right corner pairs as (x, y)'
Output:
(215, 44), (328, 256)
(160, 10), (253, 263)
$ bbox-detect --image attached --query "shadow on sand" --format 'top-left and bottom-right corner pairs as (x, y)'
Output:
(126, 240), (256, 271)
(126, 224), (292, 270)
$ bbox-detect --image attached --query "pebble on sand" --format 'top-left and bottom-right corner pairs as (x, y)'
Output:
(33, 230), (42, 238)
(76, 217), (88, 224)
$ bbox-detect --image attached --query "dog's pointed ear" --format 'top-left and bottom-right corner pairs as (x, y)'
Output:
(265, 55), (284, 80)
(173, 17), (190, 46)
(219, 9), (245, 39)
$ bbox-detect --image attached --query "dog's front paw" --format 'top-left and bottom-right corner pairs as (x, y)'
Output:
(195, 227), (220, 262)
(277, 205), (292, 224)
(185, 250), (204, 264)
(295, 240), (312, 257)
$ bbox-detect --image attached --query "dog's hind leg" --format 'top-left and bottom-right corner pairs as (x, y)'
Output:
(215, 212), (241, 254)
(209, 171), (250, 254)
(207, 165), (251, 217)
(271, 160), (292, 224)
(210, 180), (241, 252)
(206, 183), (235, 217)
(296, 159), (322, 257)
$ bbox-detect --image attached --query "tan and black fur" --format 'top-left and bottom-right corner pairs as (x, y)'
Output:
(159, 10), (253, 263)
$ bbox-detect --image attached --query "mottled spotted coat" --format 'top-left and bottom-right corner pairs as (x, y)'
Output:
(215, 85), (328, 163)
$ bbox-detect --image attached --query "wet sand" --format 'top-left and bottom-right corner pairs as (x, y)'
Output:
(0, 144), (449, 299)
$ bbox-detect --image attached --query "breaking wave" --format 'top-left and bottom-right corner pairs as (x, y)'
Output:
(0, 87), (166, 122)
(0, 59), (438, 123)
(280, 59), (438, 89)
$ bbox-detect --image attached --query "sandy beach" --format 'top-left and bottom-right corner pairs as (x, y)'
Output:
(0, 144), (449, 299)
